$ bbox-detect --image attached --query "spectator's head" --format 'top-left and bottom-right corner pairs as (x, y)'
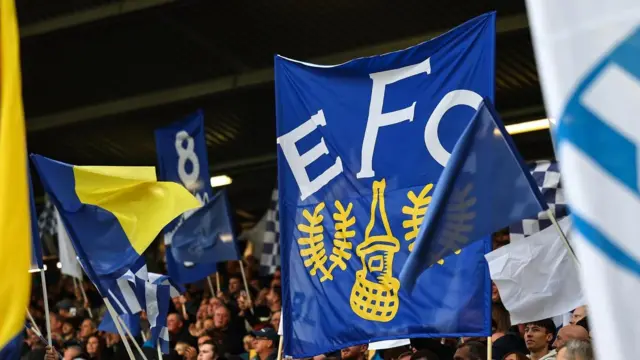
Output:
(50, 313), (63, 333)
(63, 344), (83, 360)
(453, 341), (486, 360)
(214, 306), (231, 329)
(340, 344), (368, 360)
(243, 335), (255, 353)
(61, 321), (75, 337)
(167, 313), (184, 335)
(410, 349), (439, 360)
(252, 328), (279, 355)
(198, 335), (212, 347)
(267, 286), (282, 311)
(557, 339), (593, 360)
(274, 268), (281, 280)
(198, 340), (218, 360)
(229, 275), (242, 295)
(491, 281), (501, 303)
(86, 335), (104, 358)
(492, 302), (511, 336)
(553, 325), (589, 349)
(203, 318), (215, 331)
(208, 297), (223, 317)
(79, 319), (96, 339)
(270, 310), (281, 331)
(56, 299), (75, 318)
(570, 306), (587, 325)
(502, 352), (528, 360)
(524, 319), (556, 354)
(576, 317), (590, 334)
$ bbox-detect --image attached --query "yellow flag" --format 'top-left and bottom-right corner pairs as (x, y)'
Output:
(0, 0), (31, 349)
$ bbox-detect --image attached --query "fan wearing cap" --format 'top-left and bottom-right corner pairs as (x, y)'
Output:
(250, 328), (279, 360)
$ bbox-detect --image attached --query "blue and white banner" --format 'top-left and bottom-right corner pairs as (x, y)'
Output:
(155, 110), (218, 284)
(526, 1), (640, 359)
(276, 13), (495, 357)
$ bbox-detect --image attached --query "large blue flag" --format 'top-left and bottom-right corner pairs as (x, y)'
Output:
(276, 13), (495, 357)
(399, 100), (548, 291)
(155, 110), (219, 284)
(172, 189), (239, 263)
(28, 170), (43, 271)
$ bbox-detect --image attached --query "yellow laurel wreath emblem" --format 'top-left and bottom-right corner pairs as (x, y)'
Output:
(297, 201), (355, 281)
(402, 184), (433, 252)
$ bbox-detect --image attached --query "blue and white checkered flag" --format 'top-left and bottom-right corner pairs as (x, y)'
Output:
(509, 161), (569, 240)
(260, 189), (280, 275)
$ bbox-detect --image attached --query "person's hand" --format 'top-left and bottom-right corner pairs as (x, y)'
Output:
(44, 346), (57, 360)
(179, 295), (188, 305)
(183, 346), (197, 360)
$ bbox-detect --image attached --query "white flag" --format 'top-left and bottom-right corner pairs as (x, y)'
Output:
(486, 218), (584, 325)
(56, 209), (82, 279)
(525, 1), (640, 359)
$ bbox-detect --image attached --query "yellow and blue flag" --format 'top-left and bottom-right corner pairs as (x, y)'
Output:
(399, 99), (548, 291)
(0, 0), (32, 351)
(30, 154), (200, 281)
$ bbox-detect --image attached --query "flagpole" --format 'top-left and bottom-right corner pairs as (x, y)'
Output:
(215, 272), (221, 294)
(103, 297), (136, 360)
(39, 268), (52, 346)
(157, 343), (163, 360)
(276, 335), (284, 360)
(546, 209), (580, 266)
(207, 275), (216, 297)
(116, 315), (148, 360)
(77, 278), (93, 318)
(487, 336), (492, 360)
(26, 309), (44, 337)
(238, 260), (254, 314)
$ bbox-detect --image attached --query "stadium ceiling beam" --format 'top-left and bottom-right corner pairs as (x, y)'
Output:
(20, 0), (175, 38)
(27, 13), (529, 132)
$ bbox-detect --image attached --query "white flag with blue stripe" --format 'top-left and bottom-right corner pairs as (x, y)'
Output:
(526, 1), (640, 359)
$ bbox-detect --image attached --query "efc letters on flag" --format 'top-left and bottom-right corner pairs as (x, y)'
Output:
(155, 110), (219, 284)
(0, 0), (31, 350)
(400, 100), (548, 291)
(172, 189), (240, 264)
(276, 13), (494, 357)
(30, 154), (200, 279)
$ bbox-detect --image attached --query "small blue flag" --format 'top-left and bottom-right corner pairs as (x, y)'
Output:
(99, 312), (141, 336)
(399, 99), (548, 291)
(155, 110), (219, 284)
(172, 190), (239, 264)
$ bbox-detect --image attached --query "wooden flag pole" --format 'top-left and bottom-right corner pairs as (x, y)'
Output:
(117, 315), (148, 360)
(487, 336), (492, 360)
(215, 272), (221, 294)
(207, 275), (216, 297)
(546, 209), (580, 266)
(103, 297), (136, 360)
(39, 268), (52, 346)
(239, 260), (254, 314)
(276, 335), (284, 360)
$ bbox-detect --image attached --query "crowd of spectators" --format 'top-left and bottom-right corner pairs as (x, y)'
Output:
(19, 240), (595, 360)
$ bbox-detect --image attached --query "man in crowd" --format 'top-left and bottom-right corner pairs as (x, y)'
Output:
(556, 339), (593, 360)
(553, 325), (589, 349)
(524, 319), (557, 360)
(198, 340), (221, 360)
(78, 319), (97, 343)
(453, 341), (486, 360)
(340, 344), (368, 360)
(570, 306), (587, 326)
(251, 328), (279, 360)
(210, 305), (247, 355)
(168, 313), (197, 348)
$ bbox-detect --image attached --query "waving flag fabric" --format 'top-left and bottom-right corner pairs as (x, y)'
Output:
(171, 189), (239, 264)
(526, 1), (640, 358)
(400, 100), (547, 291)
(0, 0), (31, 350)
(276, 13), (495, 356)
(28, 171), (44, 272)
(30, 154), (199, 280)
(155, 110), (219, 284)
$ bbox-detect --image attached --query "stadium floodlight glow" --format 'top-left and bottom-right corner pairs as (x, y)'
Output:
(210, 175), (232, 188)
(57, 262), (62, 269)
(505, 119), (550, 135)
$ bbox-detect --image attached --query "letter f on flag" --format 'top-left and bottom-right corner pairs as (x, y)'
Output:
(0, 0), (31, 350)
